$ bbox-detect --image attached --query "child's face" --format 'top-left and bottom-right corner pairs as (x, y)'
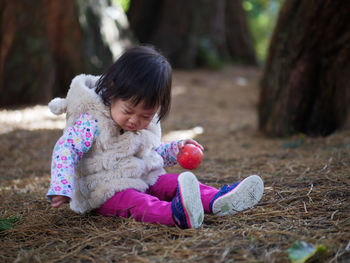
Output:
(110, 99), (159, 131)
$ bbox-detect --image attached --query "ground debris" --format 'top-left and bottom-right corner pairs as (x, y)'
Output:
(1, 67), (349, 262)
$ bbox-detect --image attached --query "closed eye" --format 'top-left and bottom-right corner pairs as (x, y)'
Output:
(123, 108), (133, 115)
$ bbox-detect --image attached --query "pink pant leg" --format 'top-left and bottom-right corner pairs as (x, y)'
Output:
(148, 173), (219, 213)
(198, 181), (219, 213)
(97, 189), (175, 226)
(146, 173), (179, 201)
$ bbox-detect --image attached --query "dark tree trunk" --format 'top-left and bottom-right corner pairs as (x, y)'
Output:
(204, 0), (228, 59)
(259, 0), (350, 137)
(126, 0), (160, 44)
(0, 0), (132, 107)
(225, 0), (257, 65)
(0, 0), (72, 106)
(148, 0), (204, 69)
(127, 0), (257, 68)
(45, 0), (86, 98)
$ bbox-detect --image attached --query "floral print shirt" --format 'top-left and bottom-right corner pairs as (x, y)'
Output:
(46, 113), (179, 199)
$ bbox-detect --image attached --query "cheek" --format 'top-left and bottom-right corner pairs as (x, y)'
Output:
(111, 111), (126, 126)
(118, 115), (128, 125)
(140, 119), (152, 129)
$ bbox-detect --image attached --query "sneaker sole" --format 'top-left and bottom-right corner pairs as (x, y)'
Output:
(212, 175), (264, 216)
(177, 172), (204, 228)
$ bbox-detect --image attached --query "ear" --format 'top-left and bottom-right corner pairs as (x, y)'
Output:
(48, 97), (67, 115)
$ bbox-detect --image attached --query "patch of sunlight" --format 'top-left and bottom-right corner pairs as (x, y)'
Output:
(162, 126), (204, 142)
(235, 77), (248, 87)
(0, 105), (204, 142)
(0, 105), (65, 134)
(242, 0), (253, 11)
(172, 85), (187, 97)
(0, 176), (49, 194)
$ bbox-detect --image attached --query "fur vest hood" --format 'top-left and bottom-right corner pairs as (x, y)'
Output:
(48, 74), (165, 213)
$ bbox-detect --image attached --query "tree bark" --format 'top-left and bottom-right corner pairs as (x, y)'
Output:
(259, 0), (350, 137)
(0, 0), (133, 107)
(148, 0), (204, 69)
(1, 0), (66, 106)
(225, 0), (257, 65)
(127, 0), (256, 68)
(126, 0), (160, 44)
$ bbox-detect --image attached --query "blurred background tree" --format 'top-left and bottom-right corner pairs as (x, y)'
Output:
(120, 0), (283, 66)
(2, 0), (348, 137)
(0, 0), (132, 107)
(1, 0), (285, 119)
(0, 0), (281, 107)
(2, 0), (278, 107)
(126, 0), (257, 68)
(259, 0), (350, 137)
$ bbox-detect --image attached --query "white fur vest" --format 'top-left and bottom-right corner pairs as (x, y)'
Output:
(48, 74), (165, 213)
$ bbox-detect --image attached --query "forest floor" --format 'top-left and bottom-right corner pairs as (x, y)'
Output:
(0, 66), (350, 263)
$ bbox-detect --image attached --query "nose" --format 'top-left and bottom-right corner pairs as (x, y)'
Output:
(129, 116), (140, 126)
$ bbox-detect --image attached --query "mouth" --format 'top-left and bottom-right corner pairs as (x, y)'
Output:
(126, 125), (136, 131)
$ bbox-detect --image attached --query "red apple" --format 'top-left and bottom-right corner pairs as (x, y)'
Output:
(177, 144), (203, 170)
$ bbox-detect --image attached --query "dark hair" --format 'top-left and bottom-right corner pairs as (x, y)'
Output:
(95, 45), (172, 121)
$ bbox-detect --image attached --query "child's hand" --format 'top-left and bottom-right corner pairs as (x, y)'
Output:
(50, 195), (70, 208)
(178, 139), (204, 152)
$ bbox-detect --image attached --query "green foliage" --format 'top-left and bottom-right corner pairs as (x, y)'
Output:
(243, 0), (284, 63)
(0, 216), (19, 231)
(113, 0), (130, 12)
(198, 38), (225, 69)
(288, 241), (327, 263)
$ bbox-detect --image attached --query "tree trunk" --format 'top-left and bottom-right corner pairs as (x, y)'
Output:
(126, 0), (160, 44)
(259, 0), (350, 137)
(127, 0), (256, 68)
(0, 0), (68, 106)
(225, 0), (257, 65)
(148, 0), (204, 69)
(0, 0), (133, 107)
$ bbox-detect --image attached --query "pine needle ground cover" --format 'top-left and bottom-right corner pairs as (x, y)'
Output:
(1, 67), (349, 262)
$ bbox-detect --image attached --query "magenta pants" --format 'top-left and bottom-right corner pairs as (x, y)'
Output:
(97, 173), (218, 226)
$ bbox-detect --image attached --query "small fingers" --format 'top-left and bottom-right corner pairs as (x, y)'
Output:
(192, 141), (204, 151)
(50, 196), (69, 208)
(178, 140), (185, 149)
(51, 201), (65, 208)
(178, 139), (204, 151)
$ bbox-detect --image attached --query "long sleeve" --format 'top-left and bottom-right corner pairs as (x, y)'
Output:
(46, 113), (99, 199)
(155, 141), (180, 167)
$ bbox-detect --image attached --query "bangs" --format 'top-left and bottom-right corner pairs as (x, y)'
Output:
(128, 79), (167, 110)
(129, 94), (159, 110)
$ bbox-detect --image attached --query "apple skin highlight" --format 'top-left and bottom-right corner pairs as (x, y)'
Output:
(177, 144), (203, 170)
